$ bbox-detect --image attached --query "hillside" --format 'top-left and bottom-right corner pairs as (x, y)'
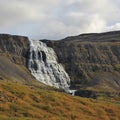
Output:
(0, 32), (120, 119)
(42, 31), (120, 92)
(0, 34), (31, 82)
(0, 32), (120, 95)
(0, 34), (47, 89)
(0, 81), (120, 120)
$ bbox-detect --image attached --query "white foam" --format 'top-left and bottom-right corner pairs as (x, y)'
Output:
(28, 40), (70, 90)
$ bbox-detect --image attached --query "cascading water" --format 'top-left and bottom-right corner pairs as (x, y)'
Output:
(28, 40), (71, 91)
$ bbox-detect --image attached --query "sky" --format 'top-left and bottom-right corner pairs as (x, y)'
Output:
(0, 0), (120, 40)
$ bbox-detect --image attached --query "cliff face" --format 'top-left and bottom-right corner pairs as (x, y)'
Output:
(0, 34), (37, 84)
(0, 32), (120, 92)
(42, 31), (120, 91)
(0, 34), (29, 65)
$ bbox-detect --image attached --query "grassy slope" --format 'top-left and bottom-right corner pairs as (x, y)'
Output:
(0, 81), (120, 120)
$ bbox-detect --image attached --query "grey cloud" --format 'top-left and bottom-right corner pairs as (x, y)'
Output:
(0, 0), (120, 39)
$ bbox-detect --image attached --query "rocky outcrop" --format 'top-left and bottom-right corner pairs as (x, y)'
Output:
(75, 89), (120, 99)
(0, 34), (29, 65)
(0, 34), (37, 83)
(41, 31), (120, 91)
(0, 31), (120, 92)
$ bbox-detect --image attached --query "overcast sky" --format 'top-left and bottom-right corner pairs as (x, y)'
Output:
(0, 0), (120, 40)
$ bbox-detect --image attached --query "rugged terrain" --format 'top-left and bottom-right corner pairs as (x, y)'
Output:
(42, 31), (120, 92)
(0, 81), (120, 120)
(0, 32), (120, 119)
(0, 34), (47, 88)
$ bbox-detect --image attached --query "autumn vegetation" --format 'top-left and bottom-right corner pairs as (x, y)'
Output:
(0, 81), (120, 120)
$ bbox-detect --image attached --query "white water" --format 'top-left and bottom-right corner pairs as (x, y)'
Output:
(69, 90), (77, 96)
(28, 40), (71, 91)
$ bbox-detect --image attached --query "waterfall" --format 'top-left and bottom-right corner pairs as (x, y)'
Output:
(28, 40), (71, 91)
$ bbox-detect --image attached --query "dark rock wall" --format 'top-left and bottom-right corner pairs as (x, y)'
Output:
(0, 34), (29, 66)
(0, 32), (120, 91)
(0, 34), (34, 83)
(42, 31), (120, 90)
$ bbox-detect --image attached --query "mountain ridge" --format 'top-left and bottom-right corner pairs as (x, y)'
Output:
(41, 31), (120, 92)
(0, 31), (120, 92)
(0, 34), (47, 88)
(0, 31), (120, 119)
(41, 31), (120, 42)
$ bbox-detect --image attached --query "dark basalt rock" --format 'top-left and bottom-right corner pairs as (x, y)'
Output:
(75, 89), (120, 99)
(75, 90), (97, 99)
(0, 34), (30, 66)
(0, 34), (35, 83)
(0, 31), (120, 93)
(41, 31), (120, 91)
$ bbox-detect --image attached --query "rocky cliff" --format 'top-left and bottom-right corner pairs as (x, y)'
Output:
(0, 32), (120, 93)
(0, 33), (120, 120)
(0, 34), (39, 85)
(0, 34), (29, 65)
(41, 31), (120, 91)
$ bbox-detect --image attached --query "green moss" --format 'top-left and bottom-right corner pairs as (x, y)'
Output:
(114, 64), (120, 71)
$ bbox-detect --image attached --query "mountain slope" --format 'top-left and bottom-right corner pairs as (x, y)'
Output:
(0, 34), (49, 89)
(0, 34), (30, 81)
(0, 81), (120, 120)
(41, 31), (120, 91)
(0, 32), (120, 119)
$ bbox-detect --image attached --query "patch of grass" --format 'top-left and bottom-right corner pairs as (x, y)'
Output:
(0, 81), (120, 120)
(114, 64), (120, 71)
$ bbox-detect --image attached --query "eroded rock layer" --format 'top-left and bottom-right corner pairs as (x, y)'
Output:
(41, 31), (120, 91)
